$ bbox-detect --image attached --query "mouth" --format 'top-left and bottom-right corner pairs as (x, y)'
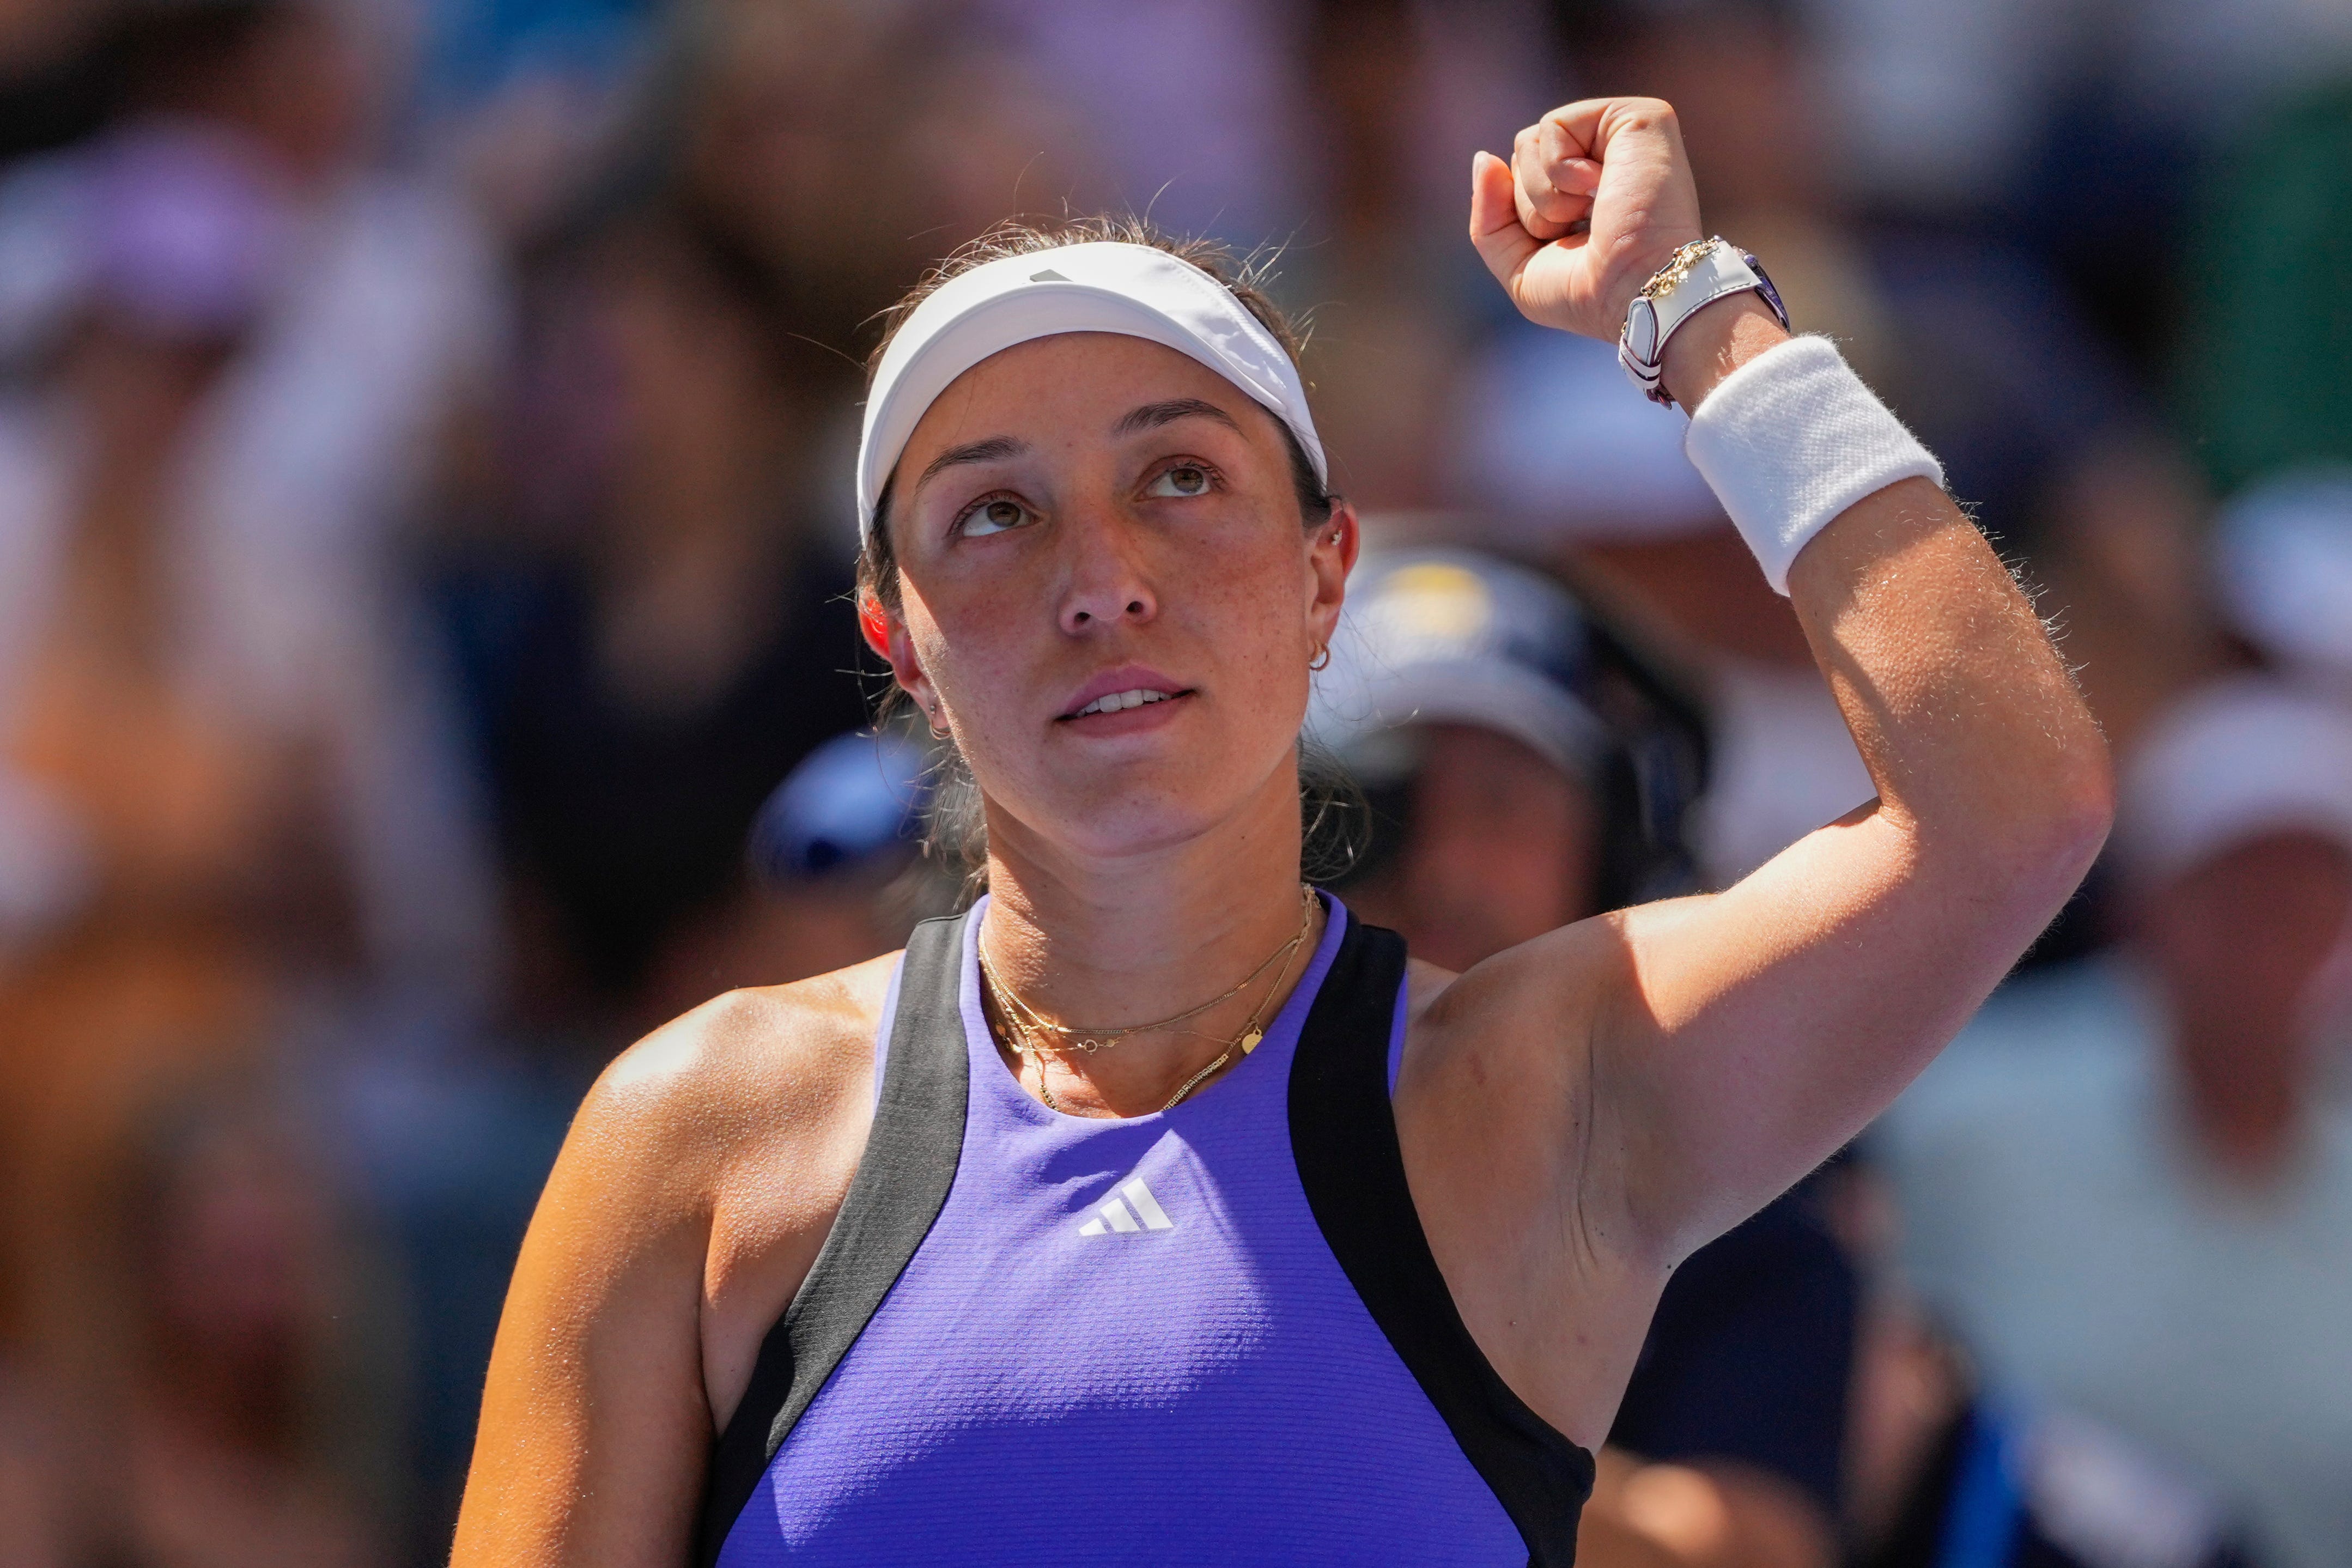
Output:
(1066, 686), (1187, 719)
(1057, 667), (1197, 725)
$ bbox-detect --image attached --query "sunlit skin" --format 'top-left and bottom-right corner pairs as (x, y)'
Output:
(453, 98), (2112, 1567)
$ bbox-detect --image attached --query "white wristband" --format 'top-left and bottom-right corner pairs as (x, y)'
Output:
(1682, 335), (1944, 595)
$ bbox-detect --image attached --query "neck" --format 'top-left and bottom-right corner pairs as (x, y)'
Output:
(977, 758), (1324, 1116)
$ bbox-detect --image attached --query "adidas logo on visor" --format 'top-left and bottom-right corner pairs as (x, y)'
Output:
(1078, 1176), (1174, 1236)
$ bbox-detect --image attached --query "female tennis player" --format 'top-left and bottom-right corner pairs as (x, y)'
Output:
(453, 97), (2109, 1566)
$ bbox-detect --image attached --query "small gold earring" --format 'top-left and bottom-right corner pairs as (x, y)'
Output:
(1308, 644), (1332, 672)
(926, 702), (951, 738)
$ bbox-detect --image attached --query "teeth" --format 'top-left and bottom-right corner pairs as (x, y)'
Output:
(1077, 688), (1172, 717)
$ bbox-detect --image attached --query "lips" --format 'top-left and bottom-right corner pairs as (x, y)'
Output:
(1072, 688), (1176, 718)
(1058, 666), (1193, 722)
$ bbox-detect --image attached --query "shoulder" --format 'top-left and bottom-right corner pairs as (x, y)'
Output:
(1397, 909), (1638, 1065)
(547, 954), (899, 1245)
(591, 955), (896, 1174)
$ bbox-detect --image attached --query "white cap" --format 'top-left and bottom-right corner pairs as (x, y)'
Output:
(2118, 675), (2352, 887)
(856, 241), (1327, 539)
(2214, 466), (2352, 685)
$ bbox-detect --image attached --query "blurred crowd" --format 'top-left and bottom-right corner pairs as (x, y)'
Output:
(0, 1), (2348, 1565)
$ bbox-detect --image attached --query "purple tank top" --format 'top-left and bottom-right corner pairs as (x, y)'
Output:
(703, 896), (1589, 1565)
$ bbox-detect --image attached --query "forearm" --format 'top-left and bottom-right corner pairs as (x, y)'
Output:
(1785, 467), (2110, 882)
(1669, 295), (2109, 873)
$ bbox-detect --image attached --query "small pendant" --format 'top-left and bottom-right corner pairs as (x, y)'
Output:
(1239, 1028), (1263, 1055)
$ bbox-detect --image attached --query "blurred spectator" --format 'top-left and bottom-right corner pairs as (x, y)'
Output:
(1313, 548), (1849, 1568)
(734, 726), (952, 982)
(1838, 1170), (2258, 1568)
(970, 0), (1314, 250)
(1877, 678), (2352, 1568)
(108, 1086), (400, 1568)
(2181, 81), (2352, 496)
(667, 0), (1087, 451)
(0, 8), (505, 1560)
(2213, 469), (2352, 694)
(442, 211), (871, 1037)
(0, 1), (507, 998)
(0, 98), (491, 1534)
(2023, 440), (2227, 759)
(1813, 0), (2352, 226)
(1287, 0), (1551, 510)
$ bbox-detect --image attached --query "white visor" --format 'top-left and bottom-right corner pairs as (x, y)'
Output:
(856, 241), (1327, 539)
(2118, 675), (2352, 888)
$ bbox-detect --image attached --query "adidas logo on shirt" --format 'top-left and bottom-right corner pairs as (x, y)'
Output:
(1078, 1176), (1174, 1236)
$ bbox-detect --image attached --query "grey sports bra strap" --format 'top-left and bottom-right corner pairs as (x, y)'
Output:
(692, 911), (974, 1566)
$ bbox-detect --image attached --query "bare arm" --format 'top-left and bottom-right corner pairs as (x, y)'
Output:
(449, 971), (882, 1567)
(448, 1019), (723, 1568)
(1465, 100), (2112, 1260)
(1598, 455), (2106, 1247)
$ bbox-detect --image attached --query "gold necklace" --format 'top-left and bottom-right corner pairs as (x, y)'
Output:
(1152, 924), (1306, 1111)
(981, 886), (1316, 1114)
(979, 885), (1312, 1053)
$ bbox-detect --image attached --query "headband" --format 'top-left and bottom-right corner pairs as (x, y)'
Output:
(856, 241), (1328, 540)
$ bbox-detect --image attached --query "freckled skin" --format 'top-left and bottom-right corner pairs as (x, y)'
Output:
(454, 96), (2111, 1568)
(886, 335), (1330, 871)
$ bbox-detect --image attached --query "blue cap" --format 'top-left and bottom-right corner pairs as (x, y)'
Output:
(749, 731), (931, 883)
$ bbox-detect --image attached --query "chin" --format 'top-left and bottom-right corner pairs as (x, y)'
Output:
(1008, 753), (1282, 862)
(1058, 783), (1244, 859)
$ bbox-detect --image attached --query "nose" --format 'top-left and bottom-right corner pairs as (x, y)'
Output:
(1055, 506), (1158, 636)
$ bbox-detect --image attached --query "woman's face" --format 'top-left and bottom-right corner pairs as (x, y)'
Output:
(880, 332), (1354, 864)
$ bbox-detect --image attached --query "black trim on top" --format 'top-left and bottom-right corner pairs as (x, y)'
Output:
(1290, 911), (1596, 1567)
(691, 912), (974, 1567)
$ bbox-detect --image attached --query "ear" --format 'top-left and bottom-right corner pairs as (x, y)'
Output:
(858, 588), (892, 661)
(861, 586), (938, 716)
(1306, 501), (1360, 646)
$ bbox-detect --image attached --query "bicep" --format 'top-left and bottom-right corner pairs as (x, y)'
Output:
(451, 1095), (714, 1568)
(1590, 795), (2041, 1256)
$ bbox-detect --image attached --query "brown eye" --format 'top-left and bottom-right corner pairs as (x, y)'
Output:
(959, 496), (1034, 537)
(1147, 464), (1213, 499)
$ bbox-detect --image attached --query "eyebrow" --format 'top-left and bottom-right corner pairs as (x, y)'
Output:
(916, 435), (1027, 490)
(1114, 398), (1244, 438)
(910, 399), (1243, 494)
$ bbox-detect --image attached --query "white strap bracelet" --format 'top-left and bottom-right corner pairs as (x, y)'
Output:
(1682, 335), (1944, 595)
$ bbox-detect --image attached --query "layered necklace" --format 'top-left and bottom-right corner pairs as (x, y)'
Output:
(978, 884), (1317, 1115)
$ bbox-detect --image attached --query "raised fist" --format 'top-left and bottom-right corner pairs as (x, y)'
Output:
(1470, 98), (1705, 344)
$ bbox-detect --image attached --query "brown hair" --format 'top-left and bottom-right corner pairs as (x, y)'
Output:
(858, 215), (1359, 891)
